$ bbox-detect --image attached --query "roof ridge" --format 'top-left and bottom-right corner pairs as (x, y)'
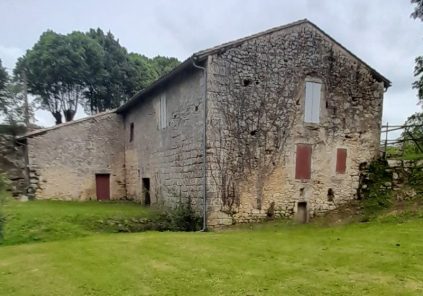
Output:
(192, 19), (390, 87)
(193, 19), (309, 58)
(17, 109), (116, 139)
(118, 19), (390, 113)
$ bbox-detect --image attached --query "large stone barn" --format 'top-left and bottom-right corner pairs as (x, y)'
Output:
(18, 19), (390, 227)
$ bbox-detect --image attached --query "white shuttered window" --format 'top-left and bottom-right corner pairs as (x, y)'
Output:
(304, 81), (321, 124)
(160, 94), (167, 129)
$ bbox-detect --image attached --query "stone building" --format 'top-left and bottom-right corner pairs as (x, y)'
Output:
(18, 19), (390, 227)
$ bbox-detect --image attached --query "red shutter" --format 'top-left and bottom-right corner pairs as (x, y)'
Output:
(336, 148), (347, 174)
(295, 144), (312, 180)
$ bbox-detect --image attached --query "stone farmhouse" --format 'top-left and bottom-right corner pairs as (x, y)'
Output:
(18, 19), (390, 227)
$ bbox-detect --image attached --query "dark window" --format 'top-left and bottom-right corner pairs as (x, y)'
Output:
(142, 178), (150, 206)
(336, 148), (347, 174)
(129, 123), (134, 142)
(295, 144), (312, 180)
(296, 202), (308, 223)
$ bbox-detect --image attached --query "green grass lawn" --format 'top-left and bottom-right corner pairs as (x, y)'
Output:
(0, 199), (423, 295)
(1, 200), (152, 245)
(0, 214), (422, 295)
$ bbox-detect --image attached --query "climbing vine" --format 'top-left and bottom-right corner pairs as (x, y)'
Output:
(208, 36), (300, 212)
(207, 26), (384, 215)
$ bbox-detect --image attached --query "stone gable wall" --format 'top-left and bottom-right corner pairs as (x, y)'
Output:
(205, 23), (385, 226)
(124, 68), (205, 210)
(26, 112), (126, 200)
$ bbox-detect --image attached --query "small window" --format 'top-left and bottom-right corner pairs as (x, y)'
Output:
(295, 144), (312, 180)
(160, 94), (167, 129)
(336, 148), (347, 174)
(142, 178), (151, 206)
(304, 81), (322, 123)
(129, 122), (134, 142)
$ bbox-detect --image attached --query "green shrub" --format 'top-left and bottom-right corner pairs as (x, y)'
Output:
(165, 200), (202, 231)
(0, 173), (10, 241)
(0, 124), (27, 136)
(93, 199), (202, 233)
(408, 163), (423, 194)
(361, 159), (393, 219)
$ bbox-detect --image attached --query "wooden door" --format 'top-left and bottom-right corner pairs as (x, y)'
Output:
(96, 174), (110, 200)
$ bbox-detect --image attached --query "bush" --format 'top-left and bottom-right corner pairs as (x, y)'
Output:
(93, 199), (203, 233)
(0, 173), (10, 241)
(361, 159), (393, 219)
(408, 163), (423, 194)
(165, 200), (202, 231)
(0, 124), (27, 136)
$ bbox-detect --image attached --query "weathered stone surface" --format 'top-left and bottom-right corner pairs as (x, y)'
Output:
(21, 21), (388, 228)
(124, 69), (205, 210)
(205, 22), (384, 226)
(0, 134), (26, 197)
(26, 112), (126, 201)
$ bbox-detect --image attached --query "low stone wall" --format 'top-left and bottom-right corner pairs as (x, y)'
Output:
(0, 134), (27, 198)
(357, 158), (423, 203)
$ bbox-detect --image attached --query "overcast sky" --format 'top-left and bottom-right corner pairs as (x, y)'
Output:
(0, 0), (422, 127)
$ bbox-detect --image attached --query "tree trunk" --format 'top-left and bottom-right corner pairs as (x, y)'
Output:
(63, 109), (76, 122)
(52, 111), (62, 125)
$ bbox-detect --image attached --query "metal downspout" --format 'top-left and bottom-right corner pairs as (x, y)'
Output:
(192, 56), (208, 231)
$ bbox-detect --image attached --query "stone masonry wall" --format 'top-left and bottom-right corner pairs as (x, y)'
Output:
(123, 68), (205, 210)
(0, 134), (27, 197)
(205, 22), (385, 226)
(26, 112), (126, 200)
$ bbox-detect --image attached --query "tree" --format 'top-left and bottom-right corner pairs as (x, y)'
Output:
(0, 59), (9, 112)
(413, 57), (423, 103)
(0, 82), (31, 129)
(411, 0), (423, 20)
(16, 31), (103, 124)
(128, 53), (157, 91)
(16, 28), (181, 122)
(0, 59), (7, 95)
(151, 56), (180, 78)
(411, 1), (423, 104)
(83, 29), (135, 113)
(0, 60), (31, 132)
(83, 30), (181, 113)
(401, 113), (423, 156)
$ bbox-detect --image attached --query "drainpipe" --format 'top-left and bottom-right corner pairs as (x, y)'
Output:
(192, 56), (208, 232)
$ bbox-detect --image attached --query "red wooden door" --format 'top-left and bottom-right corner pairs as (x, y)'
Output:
(96, 174), (110, 200)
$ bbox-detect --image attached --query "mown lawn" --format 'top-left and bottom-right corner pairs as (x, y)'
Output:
(1, 200), (152, 245)
(0, 213), (422, 295)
